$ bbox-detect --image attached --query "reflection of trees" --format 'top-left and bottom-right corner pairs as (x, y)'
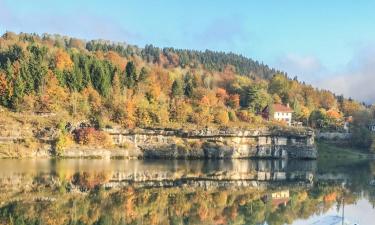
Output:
(0, 159), (374, 224)
(0, 183), (347, 225)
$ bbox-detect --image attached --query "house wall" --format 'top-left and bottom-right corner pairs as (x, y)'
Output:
(271, 190), (290, 199)
(273, 112), (292, 125)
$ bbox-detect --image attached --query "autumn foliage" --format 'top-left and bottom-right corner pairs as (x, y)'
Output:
(74, 127), (112, 147)
(0, 32), (368, 134)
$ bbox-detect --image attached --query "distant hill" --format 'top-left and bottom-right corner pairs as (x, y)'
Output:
(0, 31), (365, 130)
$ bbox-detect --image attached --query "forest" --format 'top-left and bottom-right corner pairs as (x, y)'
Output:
(0, 32), (374, 150)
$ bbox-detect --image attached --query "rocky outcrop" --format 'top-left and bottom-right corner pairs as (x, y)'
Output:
(100, 127), (317, 159)
(0, 126), (317, 159)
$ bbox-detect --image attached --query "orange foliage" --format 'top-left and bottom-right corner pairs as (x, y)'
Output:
(213, 215), (226, 225)
(123, 100), (136, 128)
(54, 49), (73, 70)
(222, 65), (236, 82)
(323, 192), (337, 202)
(72, 171), (112, 189)
(124, 187), (137, 222)
(326, 109), (342, 120)
(227, 94), (240, 109)
(198, 204), (209, 221)
(38, 71), (68, 111)
(200, 96), (210, 105)
(0, 72), (7, 96)
(216, 88), (229, 103)
(82, 86), (102, 111)
(320, 91), (337, 109)
(74, 127), (112, 147)
(105, 51), (127, 70)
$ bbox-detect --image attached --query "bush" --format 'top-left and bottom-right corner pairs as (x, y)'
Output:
(74, 127), (113, 147)
(236, 110), (261, 123)
(55, 132), (73, 156)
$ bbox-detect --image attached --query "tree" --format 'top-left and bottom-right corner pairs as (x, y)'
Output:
(268, 74), (289, 103)
(350, 110), (373, 149)
(0, 72), (8, 105)
(169, 99), (192, 123)
(309, 109), (327, 129)
(54, 49), (73, 71)
(91, 60), (111, 97)
(216, 88), (228, 104)
(246, 85), (270, 113)
(320, 91), (337, 109)
(214, 109), (229, 125)
(37, 71), (68, 112)
(227, 94), (240, 109)
(342, 99), (362, 116)
(138, 67), (148, 81)
(171, 79), (183, 98)
(124, 61), (137, 88)
(184, 73), (196, 98)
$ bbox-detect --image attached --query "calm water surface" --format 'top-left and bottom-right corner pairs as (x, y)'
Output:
(0, 158), (374, 225)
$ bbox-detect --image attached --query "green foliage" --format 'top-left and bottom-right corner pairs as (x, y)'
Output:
(183, 73), (196, 98)
(269, 74), (290, 103)
(350, 110), (373, 150)
(124, 61), (137, 88)
(138, 66), (148, 81)
(171, 79), (183, 97)
(246, 84), (271, 113)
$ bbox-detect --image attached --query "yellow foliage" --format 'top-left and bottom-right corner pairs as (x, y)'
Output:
(54, 49), (73, 71)
(214, 109), (229, 125)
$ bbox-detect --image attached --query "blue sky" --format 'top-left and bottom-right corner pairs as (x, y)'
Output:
(1, 0), (375, 102)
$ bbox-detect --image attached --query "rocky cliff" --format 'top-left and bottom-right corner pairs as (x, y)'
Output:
(79, 127), (317, 159)
(1, 126), (317, 159)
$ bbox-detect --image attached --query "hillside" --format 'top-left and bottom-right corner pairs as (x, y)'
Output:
(0, 32), (366, 134)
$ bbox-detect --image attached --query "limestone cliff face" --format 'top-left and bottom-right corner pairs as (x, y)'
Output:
(104, 128), (317, 159)
(0, 126), (317, 159)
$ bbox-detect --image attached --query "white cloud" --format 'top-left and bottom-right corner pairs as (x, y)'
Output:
(319, 44), (375, 104)
(276, 53), (325, 82)
(275, 48), (375, 104)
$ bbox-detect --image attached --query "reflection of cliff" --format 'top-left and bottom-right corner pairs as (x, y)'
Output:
(0, 159), (316, 191)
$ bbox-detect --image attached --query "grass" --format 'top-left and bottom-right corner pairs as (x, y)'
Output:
(317, 141), (372, 161)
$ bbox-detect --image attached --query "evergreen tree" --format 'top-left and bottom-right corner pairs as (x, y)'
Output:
(184, 73), (195, 98)
(91, 61), (111, 97)
(124, 61), (137, 88)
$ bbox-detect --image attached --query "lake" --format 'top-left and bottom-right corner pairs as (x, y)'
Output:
(0, 157), (374, 225)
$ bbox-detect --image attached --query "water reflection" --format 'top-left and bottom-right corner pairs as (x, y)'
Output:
(0, 159), (373, 225)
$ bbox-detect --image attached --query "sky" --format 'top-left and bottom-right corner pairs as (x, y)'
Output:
(1, 0), (375, 103)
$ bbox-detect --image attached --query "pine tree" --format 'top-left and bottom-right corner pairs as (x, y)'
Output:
(124, 61), (137, 88)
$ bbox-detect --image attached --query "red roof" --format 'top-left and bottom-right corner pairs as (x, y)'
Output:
(272, 104), (293, 113)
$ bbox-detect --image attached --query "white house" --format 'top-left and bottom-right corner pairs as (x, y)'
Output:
(262, 104), (294, 126)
